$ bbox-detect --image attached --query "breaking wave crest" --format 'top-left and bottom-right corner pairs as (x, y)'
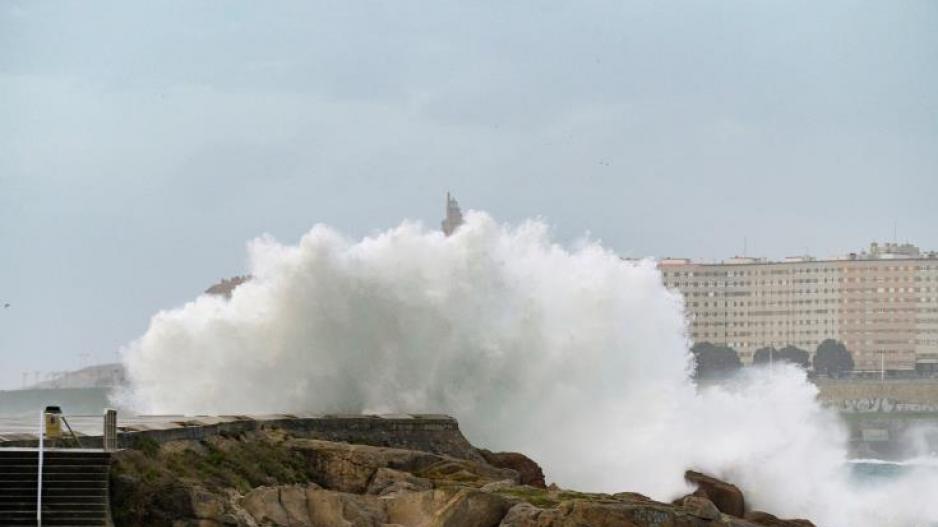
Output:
(117, 212), (938, 527)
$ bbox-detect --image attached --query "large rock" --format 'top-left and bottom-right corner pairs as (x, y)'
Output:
(240, 486), (510, 527)
(365, 467), (433, 496)
(240, 486), (291, 525)
(499, 498), (710, 527)
(110, 423), (820, 527)
(682, 496), (721, 521)
(290, 439), (517, 493)
(684, 471), (746, 518)
(241, 484), (324, 526)
(293, 439), (432, 493)
(242, 486), (386, 526)
(387, 487), (511, 527)
(478, 450), (547, 489)
(305, 490), (385, 527)
(745, 511), (816, 527)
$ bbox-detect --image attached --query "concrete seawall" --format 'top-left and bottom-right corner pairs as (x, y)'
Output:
(815, 380), (938, 458)
(817, 379), (938, 406)
(842, 413), (938, 459)
(0, 414), (484, 461)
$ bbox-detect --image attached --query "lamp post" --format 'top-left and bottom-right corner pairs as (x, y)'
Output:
(881, 350), (886, 385)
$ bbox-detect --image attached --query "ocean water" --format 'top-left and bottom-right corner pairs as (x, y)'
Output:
(848, 458), (938, 527)
(850, 457), (938, 483)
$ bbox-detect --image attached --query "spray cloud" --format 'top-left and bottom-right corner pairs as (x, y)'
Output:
(119, 212), (938, 527)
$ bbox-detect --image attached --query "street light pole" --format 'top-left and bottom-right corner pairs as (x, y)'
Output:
(881, 350), (886, 385)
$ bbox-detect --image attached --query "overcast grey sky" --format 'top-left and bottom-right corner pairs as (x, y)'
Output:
(2, 1), (937, 389)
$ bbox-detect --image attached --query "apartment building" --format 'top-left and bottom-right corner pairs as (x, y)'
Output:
(659, 243), (938, 374)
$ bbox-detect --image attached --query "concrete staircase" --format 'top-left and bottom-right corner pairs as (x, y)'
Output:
(0, 448), (112, 526)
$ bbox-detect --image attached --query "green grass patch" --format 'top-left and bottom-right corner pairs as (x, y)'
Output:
(492, 486), (632, 509)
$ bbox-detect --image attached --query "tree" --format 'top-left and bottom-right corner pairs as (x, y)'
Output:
(691, 342), (742, 380)
(776, 345), (811, 368)
(752, 346), (778, 366)
(752, 345), (809, 368)
(813, 339), (854, 377)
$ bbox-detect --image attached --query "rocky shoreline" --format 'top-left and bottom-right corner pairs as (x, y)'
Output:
(111, 424), (814, 526)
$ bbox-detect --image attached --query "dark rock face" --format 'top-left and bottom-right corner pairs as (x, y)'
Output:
(745, 511), (817, 527)
(685, 470), (746, 517)
(478, 449), (547, 489)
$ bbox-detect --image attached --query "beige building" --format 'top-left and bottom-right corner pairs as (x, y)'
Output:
(659, 243), (938, 374)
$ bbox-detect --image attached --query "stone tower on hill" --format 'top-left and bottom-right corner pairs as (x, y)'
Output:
(441, 192), (464, 236)
(205, 274), (251, 298)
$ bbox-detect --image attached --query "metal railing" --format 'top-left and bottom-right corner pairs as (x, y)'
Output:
(33, 408), (117, 527)
(103, 409), (117, 451)
(37, 410), (43, 527)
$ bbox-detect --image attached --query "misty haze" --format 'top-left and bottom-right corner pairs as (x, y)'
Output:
(2, 2), (938, 527)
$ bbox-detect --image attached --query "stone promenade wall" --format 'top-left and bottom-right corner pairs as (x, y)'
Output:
(816, 379), (938, 406)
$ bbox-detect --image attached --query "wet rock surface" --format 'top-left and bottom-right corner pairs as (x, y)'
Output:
(478, 450), (547, 489)
(744, 510), (817, 527)
(684, 470), (746, 518)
